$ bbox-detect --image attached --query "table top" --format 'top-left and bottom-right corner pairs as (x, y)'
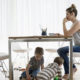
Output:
(9, 35), (72, 39)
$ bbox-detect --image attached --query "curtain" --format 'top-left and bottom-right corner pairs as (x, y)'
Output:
(1, 0), (80, 51)
(0, 0), (8, 52)
(15, 0), (70, 36)
(0, 0), (71, 37)
(0, 0), (8, 37)
(1, 0), (80, 36)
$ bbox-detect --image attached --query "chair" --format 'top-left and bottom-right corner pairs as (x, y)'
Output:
(12, 43), (32, 70)
(45, 49), (80, 64)
(45, 41), (63, 53)
(73, 52), (80, 64)
(0, 52), (9, 78)
(12, 43), (29, 53)
(67, 52), (80, 64)
(45, 48), (57, 53)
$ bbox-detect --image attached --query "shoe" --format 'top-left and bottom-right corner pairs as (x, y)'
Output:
(73, 68), (77, 74)
(19, 76), (22, 80)
(63, 74), (69, 79)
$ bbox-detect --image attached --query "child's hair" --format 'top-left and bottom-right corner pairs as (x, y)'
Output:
(54, 57), (64, 65)
(66, 4), (77, 17)
(35, 47), (44, 55)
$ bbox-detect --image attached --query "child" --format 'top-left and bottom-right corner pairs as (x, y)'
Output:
(37, 57), (64, 80)
(20, 47), (44, 80)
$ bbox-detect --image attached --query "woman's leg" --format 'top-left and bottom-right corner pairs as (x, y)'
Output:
(57, 46), (69, 74)
(57, 45), (80, 74)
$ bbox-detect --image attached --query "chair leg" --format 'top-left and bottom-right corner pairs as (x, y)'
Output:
(0, 61), (8, 77)
(73, 57), (80, 64)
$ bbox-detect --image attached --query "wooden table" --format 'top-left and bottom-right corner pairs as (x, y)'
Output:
(8, 35), (73, 80)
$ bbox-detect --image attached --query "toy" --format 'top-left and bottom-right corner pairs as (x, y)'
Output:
(54, 76), (59, 80)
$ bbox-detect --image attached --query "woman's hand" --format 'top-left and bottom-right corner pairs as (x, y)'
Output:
(55, 33), (63, 36)
(63, 18), (68, 24)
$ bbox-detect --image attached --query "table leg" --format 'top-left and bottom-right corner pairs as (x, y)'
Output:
(27, 42), (29, 63)
(69, 39), (73, 80)
(9, 40), (13, 80)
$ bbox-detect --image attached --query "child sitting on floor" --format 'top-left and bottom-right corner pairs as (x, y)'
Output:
(37, 57), (64, 80)
(20, 47), (44, 80)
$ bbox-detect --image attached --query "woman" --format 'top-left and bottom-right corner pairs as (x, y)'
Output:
(57, 4), (80, 79)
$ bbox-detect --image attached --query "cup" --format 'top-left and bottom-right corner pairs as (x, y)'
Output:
(41, 26), (47, 36)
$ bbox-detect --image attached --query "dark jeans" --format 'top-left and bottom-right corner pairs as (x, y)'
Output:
(57, 46), (80, 74)
(21, 68), (40, 79)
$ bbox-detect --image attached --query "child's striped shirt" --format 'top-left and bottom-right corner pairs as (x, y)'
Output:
(37, 62), (62, 80)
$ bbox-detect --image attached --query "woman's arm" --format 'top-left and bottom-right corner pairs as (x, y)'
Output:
(63, 18), (80, 36)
